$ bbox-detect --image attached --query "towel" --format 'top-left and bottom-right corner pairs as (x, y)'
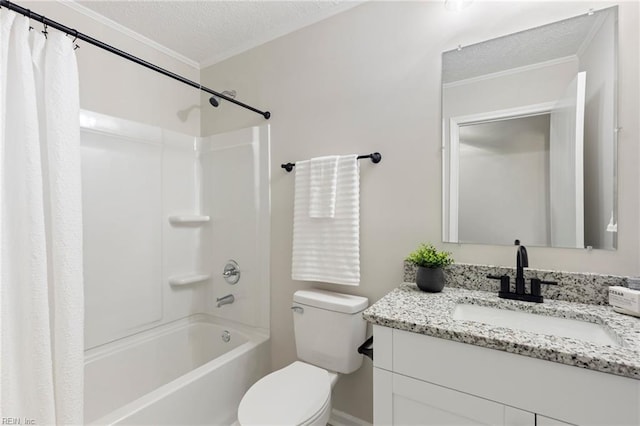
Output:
(309, 155), (338, 218)
(292, 155), (360, 285)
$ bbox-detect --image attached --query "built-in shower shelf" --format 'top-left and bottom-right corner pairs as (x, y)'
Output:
(168, 215), (210, 225)
(168, 274), (211, 286)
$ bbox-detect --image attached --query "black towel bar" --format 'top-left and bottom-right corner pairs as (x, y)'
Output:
(281, 152), (382, 172)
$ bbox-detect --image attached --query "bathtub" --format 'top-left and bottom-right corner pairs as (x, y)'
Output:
(84, 315), (270, 425)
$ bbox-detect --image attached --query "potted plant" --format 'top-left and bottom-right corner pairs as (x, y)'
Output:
(406, 243), (454, 292)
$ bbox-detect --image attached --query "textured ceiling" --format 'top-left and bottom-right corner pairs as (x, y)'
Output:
(443, 8), (611, 83)
(75, 0), (362, 67)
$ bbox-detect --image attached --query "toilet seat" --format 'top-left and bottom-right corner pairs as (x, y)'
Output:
(238, 361), (331, 425)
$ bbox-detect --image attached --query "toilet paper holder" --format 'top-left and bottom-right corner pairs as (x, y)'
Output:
(357, 336), (373, 361)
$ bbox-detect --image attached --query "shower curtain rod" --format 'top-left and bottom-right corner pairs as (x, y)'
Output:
(0, 0), (271, 120)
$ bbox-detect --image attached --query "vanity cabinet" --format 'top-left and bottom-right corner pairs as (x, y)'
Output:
(373, 325), (640, 426)
(376, 368), (535, 425)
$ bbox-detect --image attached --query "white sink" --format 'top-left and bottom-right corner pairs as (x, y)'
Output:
(452, 303), (621, 347)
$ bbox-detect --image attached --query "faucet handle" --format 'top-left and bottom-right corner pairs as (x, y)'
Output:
(530, 278), (542, 297)
(222, 260), (240, 284)
(487, 274), (510, 293)
(530, 278), (558, 297)
(487, 274), (506, 280)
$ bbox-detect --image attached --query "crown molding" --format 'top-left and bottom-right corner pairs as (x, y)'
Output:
(59, 0), (199, 70)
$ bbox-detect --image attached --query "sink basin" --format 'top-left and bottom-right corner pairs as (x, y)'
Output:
(452, 304), (621, 347)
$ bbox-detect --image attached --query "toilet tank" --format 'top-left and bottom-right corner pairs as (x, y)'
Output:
(292, 289), (369, 374)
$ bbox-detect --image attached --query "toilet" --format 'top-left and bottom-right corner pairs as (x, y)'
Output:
(237, 289), (369, 426)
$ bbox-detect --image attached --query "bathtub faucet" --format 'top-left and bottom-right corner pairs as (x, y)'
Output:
(216, 294), (235, 308)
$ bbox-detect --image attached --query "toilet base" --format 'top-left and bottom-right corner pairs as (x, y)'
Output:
(304, 398), (331, 426)
(235, 401), (331, 426)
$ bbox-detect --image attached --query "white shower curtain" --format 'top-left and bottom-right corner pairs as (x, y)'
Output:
(0, 10), (84, 426)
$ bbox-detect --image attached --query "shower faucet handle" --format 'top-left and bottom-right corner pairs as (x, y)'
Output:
(222, 260), (240, 284)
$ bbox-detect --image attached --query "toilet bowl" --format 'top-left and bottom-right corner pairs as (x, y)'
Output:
(237, 289), (368, 426)
(237, 361), (338, 426)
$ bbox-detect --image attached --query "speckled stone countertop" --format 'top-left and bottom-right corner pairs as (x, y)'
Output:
(403, 262), (627, 305)
(363, 284), (640, 380)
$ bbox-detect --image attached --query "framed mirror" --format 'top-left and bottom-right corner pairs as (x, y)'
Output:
(441, 6), (618, 250)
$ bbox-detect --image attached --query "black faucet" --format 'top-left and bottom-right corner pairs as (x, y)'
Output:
(487, 239), (556, 303)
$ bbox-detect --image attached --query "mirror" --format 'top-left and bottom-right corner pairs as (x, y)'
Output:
(441, 6), (618, 250)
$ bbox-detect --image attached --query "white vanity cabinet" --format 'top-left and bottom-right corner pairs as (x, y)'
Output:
(373, 325), (640, 426)
(376, 369), (535, 425)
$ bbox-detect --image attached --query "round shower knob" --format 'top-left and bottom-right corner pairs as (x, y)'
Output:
(222, 260), (240, 284)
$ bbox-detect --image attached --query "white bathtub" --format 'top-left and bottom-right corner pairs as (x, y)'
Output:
(84, 315), (269, 425)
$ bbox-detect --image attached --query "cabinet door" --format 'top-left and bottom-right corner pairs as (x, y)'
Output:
(391, 373), (534, 425)
(374, 368), (393, 425)
(537, 414), (575, 426)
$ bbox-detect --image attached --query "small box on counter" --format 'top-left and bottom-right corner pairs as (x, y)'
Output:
(608, 286), (640, 318)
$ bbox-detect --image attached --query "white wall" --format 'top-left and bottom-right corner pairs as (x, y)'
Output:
(200, 1), (639, 422)
(30, 1), (200, 136)
(458, 115), (550, 246)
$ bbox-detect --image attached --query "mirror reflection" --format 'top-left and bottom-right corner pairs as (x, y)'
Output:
(441, 6), (617, 250)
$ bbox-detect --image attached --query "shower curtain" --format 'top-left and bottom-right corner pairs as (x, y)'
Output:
(0, 10), (84, 425)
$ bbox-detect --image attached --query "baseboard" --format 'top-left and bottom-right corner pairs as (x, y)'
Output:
(329, 409), (372, 426)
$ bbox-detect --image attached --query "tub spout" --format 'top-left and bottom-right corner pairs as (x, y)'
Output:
(216, 294), (235, 307)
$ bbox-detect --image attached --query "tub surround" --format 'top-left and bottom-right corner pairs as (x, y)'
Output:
(403, 262), (627, 305)
(364, 284), (640, 379)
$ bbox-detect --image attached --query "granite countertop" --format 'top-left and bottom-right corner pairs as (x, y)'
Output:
(363, 283), (640, 380)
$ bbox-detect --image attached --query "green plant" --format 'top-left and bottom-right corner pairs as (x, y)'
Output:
(406, 243), (454, 268)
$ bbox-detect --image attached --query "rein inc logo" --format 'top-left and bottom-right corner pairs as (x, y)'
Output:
(1, 419), (35, 425)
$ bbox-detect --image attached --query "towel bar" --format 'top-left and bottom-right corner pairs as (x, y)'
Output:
(281, 152), (382, 172)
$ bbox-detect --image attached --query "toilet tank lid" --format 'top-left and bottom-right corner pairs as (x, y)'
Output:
(293, 289), (368, 313)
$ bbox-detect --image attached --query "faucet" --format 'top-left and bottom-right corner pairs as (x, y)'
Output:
(216, 294), (235, 307)
(515, 239), (528, 295)
(486, 239), (556, 303)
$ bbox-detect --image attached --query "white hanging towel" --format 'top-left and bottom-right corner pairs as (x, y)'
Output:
(309, 155), (339, 218)
(292, 155), (360, 285)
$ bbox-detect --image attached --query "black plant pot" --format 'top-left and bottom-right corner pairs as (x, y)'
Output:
(416, 266), (445, 292)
